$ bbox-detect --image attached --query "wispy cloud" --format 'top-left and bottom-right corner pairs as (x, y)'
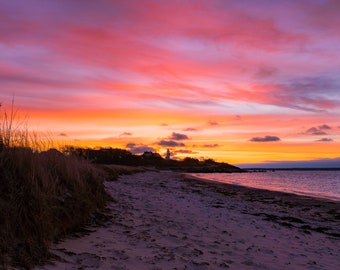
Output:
(208, 121), (219, 126)
(250, 136), (281, 142)
(169, 132), (189, 141)
(305, 127), (328, 135)
(203, 144), (219, 148)
(183, 127), (199, 131)
(126, 143), (154, 154)
(157, 140), (185, 147)
(120, 132), (132, 137)
(175, 149), (197, 154)
(225, 78), (340, 113)
(316, 138), (333, 142)
(318, 124), (331, 130)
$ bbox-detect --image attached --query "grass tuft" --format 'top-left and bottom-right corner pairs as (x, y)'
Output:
(0, 147), (110, 269)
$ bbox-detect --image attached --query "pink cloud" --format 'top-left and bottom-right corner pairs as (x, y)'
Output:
(1, 0), (340, 166)
(303, 0), (340, 35)
(223, 81), (339, 112)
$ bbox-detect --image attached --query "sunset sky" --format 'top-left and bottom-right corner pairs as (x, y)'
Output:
(1, 0), (339, 167)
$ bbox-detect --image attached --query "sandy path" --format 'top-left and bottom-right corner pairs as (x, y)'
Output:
(36, 171), (340, 270)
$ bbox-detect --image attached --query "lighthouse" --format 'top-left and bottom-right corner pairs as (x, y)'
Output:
(165, 149), (171, 160)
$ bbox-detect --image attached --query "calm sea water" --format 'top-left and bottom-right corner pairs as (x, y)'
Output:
(190, 170), (340, 201)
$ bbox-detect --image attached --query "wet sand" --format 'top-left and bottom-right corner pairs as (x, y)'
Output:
(36, 171), (340, 270)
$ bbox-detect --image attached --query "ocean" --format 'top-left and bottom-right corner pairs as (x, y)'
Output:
(190, 170), (340, 201)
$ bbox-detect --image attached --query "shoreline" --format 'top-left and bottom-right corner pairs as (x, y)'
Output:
(36, 171), (340, 270)
(188, 171), (340, 202)
(185, 173), (340, 203)
(182, 173), (340, 238)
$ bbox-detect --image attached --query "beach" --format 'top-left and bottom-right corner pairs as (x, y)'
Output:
(36, 171), (340, 270)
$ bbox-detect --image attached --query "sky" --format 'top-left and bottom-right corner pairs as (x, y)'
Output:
(0, 0), (340, 167)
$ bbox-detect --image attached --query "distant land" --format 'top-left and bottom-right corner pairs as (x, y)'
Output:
(64, 147), (244, 173)
(237, 157), (340, 170)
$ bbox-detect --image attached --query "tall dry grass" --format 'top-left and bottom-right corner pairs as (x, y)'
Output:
(0, 103), (111, 269)
(0, 147), (111, 268)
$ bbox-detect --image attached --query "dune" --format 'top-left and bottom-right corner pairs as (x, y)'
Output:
(36, 171), (340, 270)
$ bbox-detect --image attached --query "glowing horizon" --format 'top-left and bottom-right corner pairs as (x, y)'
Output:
(1, 0), (339, 166)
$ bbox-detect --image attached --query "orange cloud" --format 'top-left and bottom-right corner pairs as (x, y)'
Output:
(1, 0), (340, 165)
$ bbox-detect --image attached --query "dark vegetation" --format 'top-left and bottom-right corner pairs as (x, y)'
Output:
(0, 146), (116, 269)
(64, 146), (244, 173)
(0, 102), (242, 269)
(0, 145), (242, 268)
(0, 103), (114, 269)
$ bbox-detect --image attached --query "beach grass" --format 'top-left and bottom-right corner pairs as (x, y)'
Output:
(0, 102), (154, 269)
(0, 146), (112, 269)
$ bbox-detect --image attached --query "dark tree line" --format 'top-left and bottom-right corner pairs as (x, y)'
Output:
(62, 146), (244, 172)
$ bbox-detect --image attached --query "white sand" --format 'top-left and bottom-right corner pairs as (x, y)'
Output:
(36, 171), (340, 270)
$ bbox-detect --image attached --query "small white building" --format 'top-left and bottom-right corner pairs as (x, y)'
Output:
(165, 149), (171, 160)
